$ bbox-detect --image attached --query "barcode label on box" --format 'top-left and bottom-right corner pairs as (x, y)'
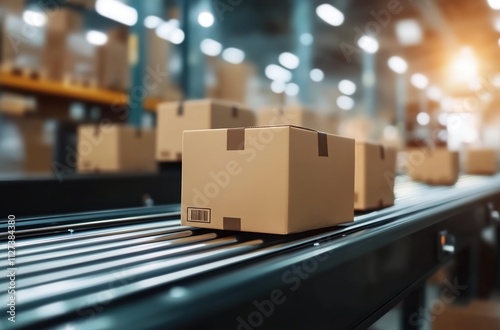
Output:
(187, 208), (211, 223)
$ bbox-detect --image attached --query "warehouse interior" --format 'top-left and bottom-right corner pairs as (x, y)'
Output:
(0, 0), (499, 329)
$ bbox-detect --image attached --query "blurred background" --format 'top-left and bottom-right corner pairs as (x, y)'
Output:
(1, 0), (500, 175)
(1, 1), (499, 329)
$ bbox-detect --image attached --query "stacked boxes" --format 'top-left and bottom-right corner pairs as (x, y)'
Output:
(258, 105), (318, 130)
(77, 125), (156, 173)
(465, 149), (497, 175)
(355, 142), (397, 211)
(156, 99), (255, 162)
(408, 148), (460, 185)
(97, 27), (130, 91)
(181, 126), (355, 234)
(42, 8), (82, 80)
(65, 33), (98, 86)
(1, 13), (45, 74)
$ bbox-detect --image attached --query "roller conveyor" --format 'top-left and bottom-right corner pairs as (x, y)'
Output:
(2, 175), (500, 330)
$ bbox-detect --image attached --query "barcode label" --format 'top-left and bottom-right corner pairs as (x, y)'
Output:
(187, 208), (211, 223)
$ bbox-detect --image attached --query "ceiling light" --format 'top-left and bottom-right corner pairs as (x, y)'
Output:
(265, 64), (292, 82)
(316, 4), (344, 26)
(96, 0), (138, 26)
(357, 36), (379, 53)
(279, 52), (300, 70)
(310, 69), (324, 82)
(198, 11), (214, 28)
(86, 30), (108, 45)
(200, 39), (222, 56)
(395, 19), (422, 46)
(411, 73), (428, 89)
(387, 56), (408, 74)
(337, 96), (354, 110)
(338, 80), (356, 95)
(222, 47), (245, 64)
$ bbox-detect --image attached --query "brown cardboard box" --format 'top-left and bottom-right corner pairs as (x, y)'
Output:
(64, 33), (98, 86)
(355, 142), (397, 211)
(13, 118), (54, 173)
(77, 125), (156, 173)
(465, 149), (497, 175)
(42, 9), (83, 81)
(45, 8), (82, 33)
(258, 105), (318, 130)
(181, 126), (355, 234)
(408, 148), (459, 185)
(156, 99), (255, 162)
(1, 14), (44, 72)
(0, 0), (25, 14)
(97, 39), (130, 91)
(0, 93), (36, 116)
(214, 61), (253, 103)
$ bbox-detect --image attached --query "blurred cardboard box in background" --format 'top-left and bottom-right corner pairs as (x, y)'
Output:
(355, 142), (396, 211)
(408, 148), (459, 185)
(156, 99), (255, 162)
(465, 149), (497, 175)
(77, 125), (156, 173)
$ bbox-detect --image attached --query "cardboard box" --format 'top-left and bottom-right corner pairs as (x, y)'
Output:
(156, 99), (255, 162)
(465, 149), (497, 175)
(408, 148), (459, 185)
(13, 118), (54, 173)
(0, 0), (25, 14)
(45, 8), (82, 33)
(42, 9), (83, 81)
(1, 14), (45, 72)
(77, 125), (156, 173)
(97, 39), (130, 91)
(258, 105), (318, 130)
(64, 33), (98, 86)
(214, 61), (253, 103)
(355, 142), (397, 211)
(0, 93), (36, 116)
(181, 126), (355, 234)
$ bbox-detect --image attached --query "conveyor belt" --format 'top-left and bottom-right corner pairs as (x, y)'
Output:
(2, 175), (500, 330)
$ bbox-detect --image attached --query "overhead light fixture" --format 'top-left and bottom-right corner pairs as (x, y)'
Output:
(95, 0), (138, 26)
(411, 73), (428, 89)
(198, 11), (214, 28)
(265, 64), (292, 82)
(86, 30), (108, 46)
(144, 16), (163, 29)
(416, 112), (430, 126)
(395, 19), (422, 46)
(300, 33), (313, 46)
(200, 39), (222, 57)
(449, 47), (478, 83)
(285, 83), (299, 96)
(310, 69), (324, 82)
(357, 36), (379, 53)
(271, 81), (286, 94)
(156, 20), (184, 44)
(427, 86), (442, 101)
(337, 95), (354, 110)
(22, 10), (47, 27)
(387, 56), (408, 74)
(222, 47), (245, 64)
(338, 80), (356, 95)
(316, 4), (344, 26)
(279, 52), (300, 70)
(488, 0), (500, 10)
(169, 29), (185, 44)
